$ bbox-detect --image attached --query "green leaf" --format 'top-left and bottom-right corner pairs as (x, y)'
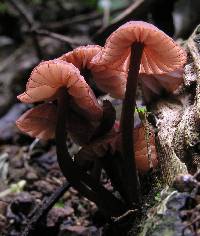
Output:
(10, 180), (26, 193)
(135, 107), (147, 114)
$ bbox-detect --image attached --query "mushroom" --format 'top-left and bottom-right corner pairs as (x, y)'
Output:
(140, 68), (184, 102)
(91, 21), (187, 205)
(75, 120), (158, 203)
(59, 45), (127, 98)
(18, 59), (102, 120)
(92, 21), (186, 75)
(16, 59), (125, 216)
(133, 124), (158, 173)
(76, 122), (158, 174)
(16, 103), (57, 140)
(16, 102), (95, 144)
(92, 21), (186, 100)
(16, 59), (103, 142)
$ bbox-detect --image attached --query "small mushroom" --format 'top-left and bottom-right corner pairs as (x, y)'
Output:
(59, 45), (101, 70)
(18, 59), (102, 120)
(92, 21), (186, 75)
(59, 45), (127, 98)
(16, 103), (95, 144)
(92, 21), (187, 99)
(16, 103), (57, 140)
(16, 59), (103, 141)
(140, 68), (184, 102)
(76, 122), (158, 174)
(16, 58), (126, 216)
(92, 21), (186, 204)
(133, 125), (158, 173)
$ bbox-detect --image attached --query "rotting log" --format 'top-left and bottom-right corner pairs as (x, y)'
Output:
(150, 26), (200, 184)
(130, 24), (200, 236)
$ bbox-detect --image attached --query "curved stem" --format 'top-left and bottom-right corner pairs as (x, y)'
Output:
(121, 43), (144, 206)
(92, 100), (116, 139)
(102, 151), (126, 200)
(56, 88), (126, 217)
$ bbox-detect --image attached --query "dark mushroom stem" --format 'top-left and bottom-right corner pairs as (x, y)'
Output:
(121, 42), (144, 206)
(56, 88), (126, 217)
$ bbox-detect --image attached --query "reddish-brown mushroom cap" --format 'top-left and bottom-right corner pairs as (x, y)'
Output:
(59, 45), (102, 70)
(113, 124), (158, 173)
(16, 103), (98, 143)
(133, 125), (158, 173)
(91, 21), (186, 75)
(140, 68), (184, 102)
(16, 103), (57, 140)
(76, 122), (158, 174)
(17, 59), (103, 121)
(59, 45), (127, 98)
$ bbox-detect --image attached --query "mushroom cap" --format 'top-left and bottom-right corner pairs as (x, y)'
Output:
(140, 68), (184, 102)
(59, 45), (102, 70)
(16, 103), (98, 143)
(134, 125), (158, 173)
(91, 21), (186, 75)
(113, 124), (158, 173)
(76, 122), (158, 174)
(59, 45), (127, 99)
(16, 103), (57, 140)
(17, 59), (102, 121)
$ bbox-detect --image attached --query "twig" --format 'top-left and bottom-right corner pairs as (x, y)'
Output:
(0, 45), (26, 72)
(7, 0), (43, 60)
(8, 0), (33, 26)
(7, 0), (83, 55)
(102, 0), (111, 28)
(42, 6), (127, 31)
(182, 216), (200, 235)
(112, 209), (137, 224)
(22, 181), (70, 236)
(93, 0), (156, 44)
(31, 29), (81, 49)
(43, 12), (102, 30)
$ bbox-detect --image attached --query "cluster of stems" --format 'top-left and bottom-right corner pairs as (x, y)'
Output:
(55, 42), (144, 217)
(56, 89), (126, 217)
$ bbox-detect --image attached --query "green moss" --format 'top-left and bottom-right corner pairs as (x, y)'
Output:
(0, 3), (7, 13)
(54, 200), (65, 208)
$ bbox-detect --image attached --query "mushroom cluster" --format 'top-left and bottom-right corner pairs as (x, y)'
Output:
(91, 21), (186, 204)
(16, 21), (186, 215)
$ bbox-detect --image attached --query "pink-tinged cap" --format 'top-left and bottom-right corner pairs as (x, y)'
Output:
(59, 45), (127, 99)
(114, 124), (158, 173)
(140, 68), (184, 102)
(17, 59), (102, 121)
(76, 122), (158, 174)
(16, 103), (57, 140)
(59, 45), (102, 70)
(92, 21), (186, 75)
(134, 125), (158, 173)
(16, 103), (99, 143)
